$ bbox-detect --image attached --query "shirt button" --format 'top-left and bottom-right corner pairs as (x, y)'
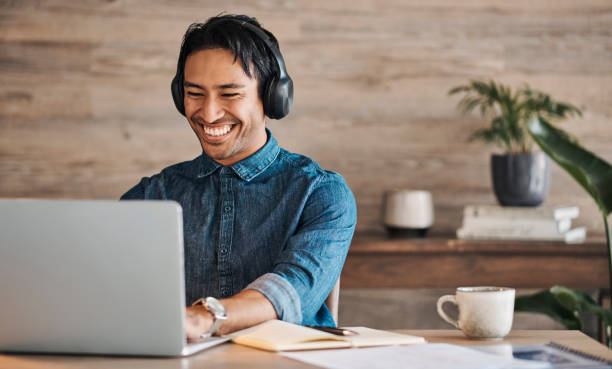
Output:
(224, 206), (232, 212)
(220, 249), (227, 255)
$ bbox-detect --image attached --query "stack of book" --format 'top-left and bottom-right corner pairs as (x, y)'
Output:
(457, 205), (586, 243)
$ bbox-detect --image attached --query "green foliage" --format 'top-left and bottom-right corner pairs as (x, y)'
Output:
(515, 286), (612, 330)
(449, 80), (582, 154)
(514, 288), (582, 329)
(516, 118), (612, 345)
(528, 117), (612, 216)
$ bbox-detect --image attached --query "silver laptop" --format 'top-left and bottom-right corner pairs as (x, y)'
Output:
(0, 199), (228, 356)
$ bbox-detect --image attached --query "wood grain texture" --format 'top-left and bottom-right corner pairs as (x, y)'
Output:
(341, 235), (609, 288)
(0, 330), (608, 368)
(411, 329), (612, 361)
(1, 0), (611, 236)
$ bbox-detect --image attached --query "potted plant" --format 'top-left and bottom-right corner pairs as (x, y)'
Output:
(515, 117), (612, 346)
(448, 80), (582, 206)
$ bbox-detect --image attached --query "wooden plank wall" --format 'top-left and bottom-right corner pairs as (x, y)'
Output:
(1, 0), (611, 236)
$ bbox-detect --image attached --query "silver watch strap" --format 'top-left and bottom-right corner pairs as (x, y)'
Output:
(192, 297), (227, 339)
(201, 315), (224, 338)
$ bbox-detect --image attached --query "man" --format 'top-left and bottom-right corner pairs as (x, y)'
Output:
(121, 14), (356, 340)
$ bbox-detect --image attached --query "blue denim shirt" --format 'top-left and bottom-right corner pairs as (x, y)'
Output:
(120, 130), (357, 327)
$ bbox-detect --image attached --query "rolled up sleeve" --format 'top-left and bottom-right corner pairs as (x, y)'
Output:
(245, 272), (303, 324)
(246, 172), (357, 326)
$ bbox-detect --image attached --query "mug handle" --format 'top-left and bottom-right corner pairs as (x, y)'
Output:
(437, 295), (460, 329)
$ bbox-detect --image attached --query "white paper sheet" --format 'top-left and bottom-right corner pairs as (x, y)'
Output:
(280, 343), (549, 369)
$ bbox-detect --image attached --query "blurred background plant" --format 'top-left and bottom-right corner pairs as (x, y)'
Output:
(515, 117), (612, 346)
(449, 80), (582, 153)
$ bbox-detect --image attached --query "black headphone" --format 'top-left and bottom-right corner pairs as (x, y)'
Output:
(171, 20), (293, 120)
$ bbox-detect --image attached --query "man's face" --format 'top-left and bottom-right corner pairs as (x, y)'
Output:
(183, 48), (267, 166)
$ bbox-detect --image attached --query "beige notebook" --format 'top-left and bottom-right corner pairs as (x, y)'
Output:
(229, 320), (426, 352)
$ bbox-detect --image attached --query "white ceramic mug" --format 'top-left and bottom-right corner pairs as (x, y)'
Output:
(436, 287), (515, 339)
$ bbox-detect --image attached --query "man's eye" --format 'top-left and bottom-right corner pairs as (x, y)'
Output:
(187, 91), (203, 97)
(222, 93), (239, 98)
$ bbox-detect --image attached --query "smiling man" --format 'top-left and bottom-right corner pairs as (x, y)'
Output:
(121, 14), (356, 340)
(183, 48), (267, 166)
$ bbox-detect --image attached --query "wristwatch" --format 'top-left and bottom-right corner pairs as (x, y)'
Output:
(192, 297), (227, 338)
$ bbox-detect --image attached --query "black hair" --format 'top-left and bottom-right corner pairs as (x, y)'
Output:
(175, 14), (280, 100)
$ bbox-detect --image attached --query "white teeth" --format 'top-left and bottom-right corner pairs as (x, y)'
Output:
(203, 125), (231, 136)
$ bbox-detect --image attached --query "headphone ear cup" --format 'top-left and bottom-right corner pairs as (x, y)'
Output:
(171, 74), (186, 116)
(265, 76), (293, 120)
(262, 75), (276, 119)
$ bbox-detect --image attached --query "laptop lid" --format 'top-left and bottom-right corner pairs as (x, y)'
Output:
(0, 199), (199, 356)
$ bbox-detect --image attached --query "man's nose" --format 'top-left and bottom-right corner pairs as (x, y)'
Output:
(201, 97), (224, 124)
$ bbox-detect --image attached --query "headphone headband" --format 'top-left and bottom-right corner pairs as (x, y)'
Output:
(236, 21), (288, 80)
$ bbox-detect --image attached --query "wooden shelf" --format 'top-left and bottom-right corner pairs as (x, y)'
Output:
(341, 233), (608, 289)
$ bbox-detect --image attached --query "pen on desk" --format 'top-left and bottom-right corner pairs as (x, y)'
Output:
(306, 326), (358, 336)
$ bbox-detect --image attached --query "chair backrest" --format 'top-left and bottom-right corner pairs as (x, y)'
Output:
(325, 278), (340, 325)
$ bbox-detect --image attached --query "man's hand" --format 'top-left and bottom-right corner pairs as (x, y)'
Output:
(184, 289), (277, 339)
(185, 305), (213, 341)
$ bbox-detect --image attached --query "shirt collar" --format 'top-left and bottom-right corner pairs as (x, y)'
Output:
(197, 128), (280, 181)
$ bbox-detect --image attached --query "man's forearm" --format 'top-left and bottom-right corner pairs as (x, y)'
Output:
(186, 289), (278, 338)
(217, 289), (278, 335)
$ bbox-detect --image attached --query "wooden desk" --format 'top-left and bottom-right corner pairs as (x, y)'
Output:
(417, 329), (612, 361)
(341, 234), (608, 289)
(0, 330), (609, 368)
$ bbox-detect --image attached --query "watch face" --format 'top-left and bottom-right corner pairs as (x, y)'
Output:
(206, 297), (227, 315)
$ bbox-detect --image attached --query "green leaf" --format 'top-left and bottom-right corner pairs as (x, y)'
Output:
(528, 117), (612, 216)
(448, 85), (471, 95)
(515, 286), (612, 329)
(549, 286), (596, 310)
(458, 97), (485, 115)
(514, 289), (582, 329)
